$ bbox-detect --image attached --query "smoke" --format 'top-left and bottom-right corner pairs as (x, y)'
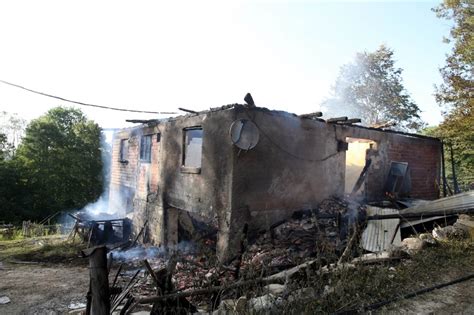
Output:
(75, 130), (118, 220)
(111, 241), (196, 262)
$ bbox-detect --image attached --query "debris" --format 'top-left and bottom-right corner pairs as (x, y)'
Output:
(454, 215), (474, 239)
(351, 251), (401, 265)
(322, 285), (334, 297)
(432, 225), (468, 241)
(400, 237), (427, 256)
(399, 191), (474, 218)
(0, 296), (10, 305)
(68, 302), (87, 310)
(288, 287), (318, 303)
(248, 293), (278, 312)
(338, 225), (360, 264)
(361, 206), (401, 253)
(264, 283), (286, 295)
(419, 233), (437, 246)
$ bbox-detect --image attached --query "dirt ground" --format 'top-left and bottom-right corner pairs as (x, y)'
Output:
(0, 262), (89, 314)
(1, 262), (473, 314)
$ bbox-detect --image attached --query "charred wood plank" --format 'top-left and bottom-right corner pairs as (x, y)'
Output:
(350, 158), (372, 197)
(326, 116), (348, 123)
(337, 118), (362, 125)
(299, 112), (323, 119)
(178, 108), (198, 114)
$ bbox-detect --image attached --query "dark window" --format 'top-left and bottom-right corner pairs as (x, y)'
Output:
(140, 135), (152, 162)
(119, 139), (129, 162)
(183, 128), (203, 168)
(156, 133), (161, 142)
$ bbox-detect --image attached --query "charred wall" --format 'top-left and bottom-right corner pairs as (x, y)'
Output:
(231, 107), (346, 233)
(110, 107), (237, 251)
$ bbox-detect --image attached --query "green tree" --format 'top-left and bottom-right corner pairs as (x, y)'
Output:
(16, 107), (103, 219)
(432, 0), (473, 191)
(322, 45), (423, 131)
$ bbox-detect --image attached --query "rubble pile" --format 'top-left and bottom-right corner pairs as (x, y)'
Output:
(240, 199), (352, 275)
(106, 198), (362, 313)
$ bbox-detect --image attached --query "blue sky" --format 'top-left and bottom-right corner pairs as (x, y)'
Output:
(0, 0), (451, 128)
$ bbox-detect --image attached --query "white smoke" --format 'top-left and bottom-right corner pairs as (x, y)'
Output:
(111, 241), (196, 262)
(76, 129), (119, 219)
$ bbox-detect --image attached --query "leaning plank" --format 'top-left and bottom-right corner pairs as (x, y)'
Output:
(143, 259), (163, 295)
(111, 270), (141, 312)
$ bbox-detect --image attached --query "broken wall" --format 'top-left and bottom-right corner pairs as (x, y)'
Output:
(336, 125), (441, 201)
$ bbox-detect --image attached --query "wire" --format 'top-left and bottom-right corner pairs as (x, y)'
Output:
(0, 79), (177, 115)
(243, 109), (340, 162)
(335, 273), (474, 314)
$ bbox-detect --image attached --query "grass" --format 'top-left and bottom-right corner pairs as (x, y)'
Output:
(285, 239), (474, 313)
(0, 235), (87, 265)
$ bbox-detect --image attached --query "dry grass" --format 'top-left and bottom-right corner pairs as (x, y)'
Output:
(0, 235), (86, 265)
(285, 239), (474, 313)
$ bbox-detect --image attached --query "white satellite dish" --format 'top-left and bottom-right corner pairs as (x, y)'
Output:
(229, 119), (260, 150)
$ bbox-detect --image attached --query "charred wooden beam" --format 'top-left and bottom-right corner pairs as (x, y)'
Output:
(299, 112), (323, 119)
(350, 158), (372, 197)
(337, 118), (362, 125)
(178, 107), (198, 114)
(370, 121), (396, 129)
(326, 116), (348, 123)
(125, 119), (161, 124)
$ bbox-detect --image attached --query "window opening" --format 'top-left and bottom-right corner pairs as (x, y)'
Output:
(140, 134), (152, 162)
(119, 139), (129, 163)
(183, 128), (203, 169)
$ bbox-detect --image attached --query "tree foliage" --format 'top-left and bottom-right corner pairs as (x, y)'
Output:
(322, 45), (423, 131)
(432, 0), (473, 190)
(0, 107), (103, 223)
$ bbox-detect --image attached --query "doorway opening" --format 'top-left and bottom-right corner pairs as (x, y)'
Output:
(345, 137), (376, 197)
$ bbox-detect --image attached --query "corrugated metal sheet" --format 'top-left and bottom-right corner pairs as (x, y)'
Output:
(361, 206), (401, 253)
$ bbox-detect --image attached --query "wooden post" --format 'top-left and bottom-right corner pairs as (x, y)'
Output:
(88, 246), (110, 315)
(441, 140), (448, 197)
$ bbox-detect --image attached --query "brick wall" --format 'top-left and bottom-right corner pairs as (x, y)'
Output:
(110, 136), (139, 188)
(386, 136), (441, 200)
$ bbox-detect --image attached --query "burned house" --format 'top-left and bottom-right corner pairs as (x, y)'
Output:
(109, 104), (441, 261)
